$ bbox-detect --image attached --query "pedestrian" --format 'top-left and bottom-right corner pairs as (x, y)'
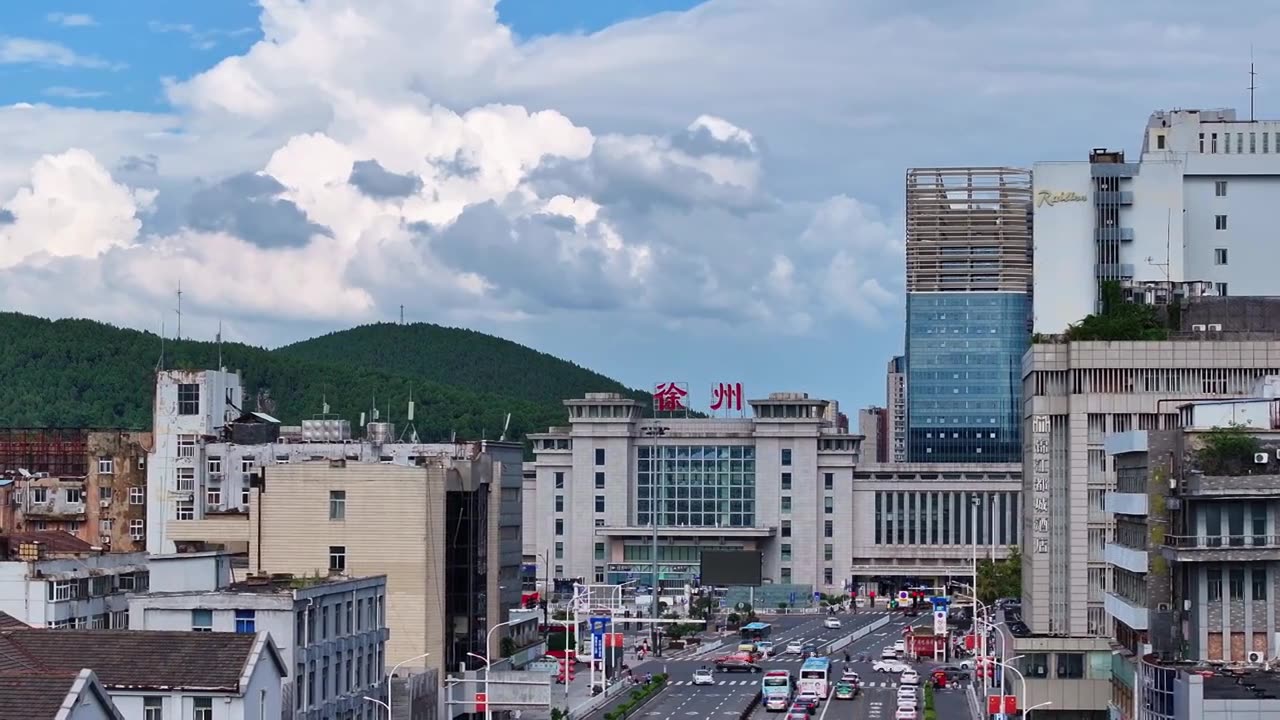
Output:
(844, 651), (850, 663)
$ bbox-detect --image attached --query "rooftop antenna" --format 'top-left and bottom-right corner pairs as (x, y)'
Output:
(216, 320), (223, 370)
(400, 304), (405, 324)
(499, 412), (512, 442)
(1145, 208), (1173, 281)
(156, 316), (166, 372)
(1249, 46), (1258, 122)
(399, 387), (419, 443)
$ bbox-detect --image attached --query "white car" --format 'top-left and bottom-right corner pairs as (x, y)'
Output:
(898, 697), (919, 711)
(873, 659), (909, 673)
(881, 647), (899, 660)
(897, 686), (917, 701)
(756, 641), (775, 657)
(893, 640), (906, 654)
(786, 641), (804, 654)
(824, 617), (842, 629)
(692, 668), (715, 686)
(895, 708), (918, 720)
(900, 669), (920, 685)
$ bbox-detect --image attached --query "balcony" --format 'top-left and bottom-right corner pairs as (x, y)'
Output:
(1105, 543), (1149, 573)
(24, 501), (86, 519)
(1095, 227), (1135, 243)
(1095, 263), (1136, 278)
(1161, 534), (1280, 562)
(1104, 591), (1149, 631)
(1094, 191), (1134, 205)
(1104, 492), (1148, 517)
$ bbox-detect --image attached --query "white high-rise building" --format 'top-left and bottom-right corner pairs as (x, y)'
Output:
(1033, 108), (1280, 335)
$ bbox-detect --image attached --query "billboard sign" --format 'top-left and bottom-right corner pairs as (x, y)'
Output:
(933, 610), (947, 635)
(699, 550), (763, 586)
(589, 617), (611, 660)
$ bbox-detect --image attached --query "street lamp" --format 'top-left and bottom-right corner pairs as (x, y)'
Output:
(362, 697), (390, 717)
(992, 655), (1028, 720)
(470, 618), (525, 720)
(1025, 700), (1053, 718)
(384, 652), (430, 720)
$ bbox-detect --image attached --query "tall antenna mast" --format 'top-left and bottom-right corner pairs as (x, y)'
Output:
(175, 280), (183, 342)
(400, 304), (404, 324)
(1250, 46), (1258, 122)
(216, 320), (223, 369)
(156, 316), (166, 371)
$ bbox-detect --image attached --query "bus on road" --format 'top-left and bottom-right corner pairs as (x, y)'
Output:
(760, 670), (793, 712)
(740, 622), (772, 640)
(798, 657), (832, 699)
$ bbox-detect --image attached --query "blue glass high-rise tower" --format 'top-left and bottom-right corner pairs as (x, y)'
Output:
(904, 168), (1032, 463)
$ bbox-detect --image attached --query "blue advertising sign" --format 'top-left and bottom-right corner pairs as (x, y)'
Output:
(813, 591), (821, 601)
(589, 617), (611, 660)
(789, 591), (796, 605)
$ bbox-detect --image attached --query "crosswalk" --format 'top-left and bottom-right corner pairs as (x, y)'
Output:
(667, 679), (906, 688)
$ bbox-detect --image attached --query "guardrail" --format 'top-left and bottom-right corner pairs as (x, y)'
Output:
(826, 615), (893, 654)
(569, 676), (629, 719)
(965, 681), (982, 720)
(683, 638), (725, 659)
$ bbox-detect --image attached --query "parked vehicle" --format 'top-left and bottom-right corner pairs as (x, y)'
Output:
(873, 659), (909, 673)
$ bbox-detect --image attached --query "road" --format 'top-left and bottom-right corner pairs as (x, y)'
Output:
(624, 610), (935, 720)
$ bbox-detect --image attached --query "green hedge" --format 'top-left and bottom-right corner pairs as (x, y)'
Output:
(923, 682), (937, 720)
(603, 674), (669, 720)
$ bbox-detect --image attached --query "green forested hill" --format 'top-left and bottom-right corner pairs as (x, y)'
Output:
(0, 313), (646, 441)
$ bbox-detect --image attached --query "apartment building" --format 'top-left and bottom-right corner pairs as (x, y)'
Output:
(848, 463), (1021, 594)
(857, 407), (888, 463)
(526, 391), (861, 594)
(905, 167), (1033, 463)
(1032, 108), (1280, 335)
(130, 552), (389, 720)
(0, 430), (151, 551)
(887, 356), (907, 463)
(1105, 398), (1280, 720)
(0, 532), (147, 629)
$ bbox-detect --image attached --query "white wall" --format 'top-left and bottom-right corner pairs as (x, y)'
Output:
(1183, 174), (1277, 296)
(1032, 162), (1096, 334)
(149, 554), (233, 593)
(0, 564), (43, 626)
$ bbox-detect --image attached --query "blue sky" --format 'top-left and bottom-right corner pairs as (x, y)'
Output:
(0, 1), (1274, 416)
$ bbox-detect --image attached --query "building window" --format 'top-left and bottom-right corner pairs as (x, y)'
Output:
(1238, 133), (1244, 153)
(329, 546), (346, 572)
(208, 456), (222, 474)
(48, 580), (77, 602)
(98, 486), (112, 503)
(554, 472), (565, 489)
(554, 564), (564, 575)
(193, 697), (213, 720)
(99, 518), (113, 534)
(191, 609), (213, 632)
(235, 609), (256, 633)
(824, 520), (833, 538)
(143, 698), (163, 720)
(206, 487), (221, 508)
(1208, 568), (1223, 601)
(98, 457), (114, 475)
(824, 544), (833, 561)
(554, 542), (564, 559)
(65, 488), (83, 504)
(1211, 133), (1219, 153)
(1217, 282), (1229, 297)
(176, 434), (196, 459)
(176, 468), (195, 493)
(781, 496), (791, 513)
(1215, 214), (1228, 230)
(824, 497), (833, 515)
(595, 448), (606, 466)
(594, 495), (605, 513)
(555, 519), (564, 535)
(129, 486), (145, 505)
(31, 487), (48, 504)
(1156, 134), (1165, 150)
(781, 520), (791, 538)
(780, 567), (792, 583)
(1056, 653), (1084, 679)
(177, 383), (200, 415)
(781, 472), (791, 490)
(1230, 568), (1245, 600)
(129, 519), (144, 540)
(594, 542), (605, 561)
(1254, 568), (1268, 601)
(175, 499), (194, 520)
(329, 490), (346, 520)
(1199, 132), (1204, 153)
(554, 495), (564, 512)
(824, 568), (833, 585)
(781, 448), (792, 466)
(595, 472), (605, 489)
(824, 473), (833, 490)
(1215, 248), (1228, 265)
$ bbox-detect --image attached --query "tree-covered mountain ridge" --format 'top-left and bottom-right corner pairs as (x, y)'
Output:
(0, 312), (649, 443)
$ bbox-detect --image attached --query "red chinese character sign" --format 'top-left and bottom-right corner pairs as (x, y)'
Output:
(653, 382), (689, 415)
(710, 382), (744, 415)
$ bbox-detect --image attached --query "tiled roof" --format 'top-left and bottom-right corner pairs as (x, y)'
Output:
(0, 531), (95, 556)
(0, 672), (82, 720)
(0, 630), (266, 692)
(0, 612), (28, 629)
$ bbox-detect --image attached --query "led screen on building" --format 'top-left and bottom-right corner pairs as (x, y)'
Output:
(699, 550), (763, 586)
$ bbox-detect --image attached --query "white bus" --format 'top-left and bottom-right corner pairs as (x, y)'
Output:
(760, 670), (793, 711)
(798, 657), (832, 699)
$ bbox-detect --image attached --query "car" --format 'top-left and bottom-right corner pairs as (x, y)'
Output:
(840, 669), (860, 683)
(786, 641), (805, 654)
(785, 710), (810, 720)
(898, 697), (919, 711)
(900, 669), (920, 685)
(873, 659), (909, 673)
(881, 647), (899, 660)
(893, 640), (906, 654)
(794, 692), (820, 712)
(715, 657), (762, 673)
(897, 686), (918, 701)
(824, 617), (842, 629)
(692, 668), (714, 686)
(833, 681), (856, 700)
(756, 641), (775, 657)
(895, 707), (918, 720)
(801, 643), (818, 656)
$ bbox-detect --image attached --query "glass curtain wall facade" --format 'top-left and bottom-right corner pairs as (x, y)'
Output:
(636, 445), (756, 527)
(906, 292), (1029, 462)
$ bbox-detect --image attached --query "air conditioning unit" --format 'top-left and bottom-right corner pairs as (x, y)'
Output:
(1249, 651), (1265, 664)
(1157, 603), (1170, 611)
(99, 500), (110, 508)
(1209, 324), (1223, 331)
(1255, 453), (1270, 465)
(1192, 324), (1207, 332)
(99, 535), (111, 545)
